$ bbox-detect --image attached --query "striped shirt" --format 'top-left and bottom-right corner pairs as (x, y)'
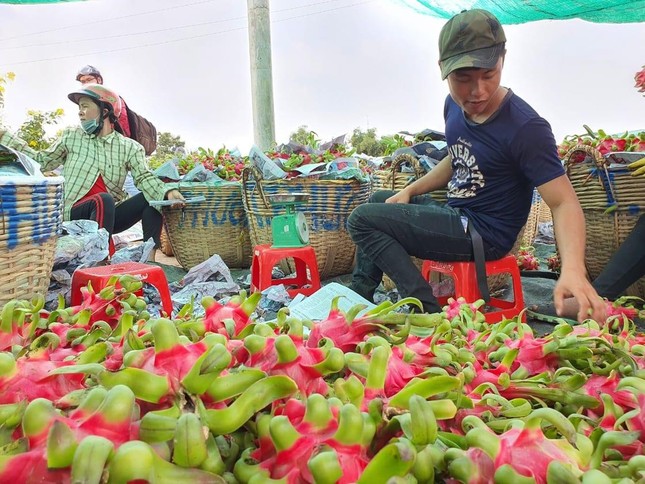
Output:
(0, 127), (167, 220)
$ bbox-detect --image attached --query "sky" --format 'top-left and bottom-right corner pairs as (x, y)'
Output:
(0, 0), (643, 154)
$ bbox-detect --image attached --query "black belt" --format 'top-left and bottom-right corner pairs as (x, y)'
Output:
(468, 221), (490, 302)
(456, 209), (490, 302)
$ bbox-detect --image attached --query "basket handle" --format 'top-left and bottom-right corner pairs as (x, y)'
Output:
(389, 153), (424, 190)
(563, 144), (606, 171)
(563, 144), (619, 209)
(241, 166), (271, 210)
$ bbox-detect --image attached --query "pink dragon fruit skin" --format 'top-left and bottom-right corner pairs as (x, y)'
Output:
(495, 426), (585, 483)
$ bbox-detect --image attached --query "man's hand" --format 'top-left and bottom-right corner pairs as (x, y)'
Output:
(553, 269), (606, 323)
(165, 189), (186, 207)
(385, 190), (411, 204)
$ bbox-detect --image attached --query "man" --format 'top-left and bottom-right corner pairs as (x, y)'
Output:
(348, 9), (605, 323)
(0, 84), (184, 260)
(76, 64), (103, 84)
(76, 65), (131, 138)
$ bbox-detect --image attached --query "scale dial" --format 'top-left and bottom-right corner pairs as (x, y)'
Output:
(295, 212), (309, 244)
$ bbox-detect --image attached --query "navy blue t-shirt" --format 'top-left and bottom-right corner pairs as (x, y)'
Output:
(444, 90), (565, 253)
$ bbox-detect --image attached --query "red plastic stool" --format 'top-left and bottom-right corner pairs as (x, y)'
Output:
(108, 237), (116, 257)
(71, 261), (173, 315)
(421, 254), (524, 323)
(250, 244), (321, 298)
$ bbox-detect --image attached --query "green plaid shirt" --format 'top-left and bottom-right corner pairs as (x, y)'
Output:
(0, 128), (167, 220)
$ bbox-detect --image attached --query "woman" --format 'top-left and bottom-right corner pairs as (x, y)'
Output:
(0, 84), (184, 259)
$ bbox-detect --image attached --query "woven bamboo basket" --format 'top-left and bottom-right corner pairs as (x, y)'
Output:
(162, 182), (252, 270)
(538, 196), (553, 224)
(242, 168), (371, 279)
(564, 144), (645, 298)
(521, 189), (541, 247)
(371, 154), (427, 193)
(0, 177), (64, 306)
(159, 223), (173, 256)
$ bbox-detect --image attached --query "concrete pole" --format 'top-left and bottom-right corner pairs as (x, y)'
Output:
(247, 0), (276, 151)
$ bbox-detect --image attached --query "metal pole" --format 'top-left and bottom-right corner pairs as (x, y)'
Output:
(247, 0), (276, 150)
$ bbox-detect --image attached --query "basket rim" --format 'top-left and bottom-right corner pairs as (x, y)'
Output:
(0, 176), (64, 186)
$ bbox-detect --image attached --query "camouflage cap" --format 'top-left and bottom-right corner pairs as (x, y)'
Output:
(438, 9), (506, 80)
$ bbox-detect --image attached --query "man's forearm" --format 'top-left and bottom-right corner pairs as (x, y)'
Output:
(552, 201), (588, 274)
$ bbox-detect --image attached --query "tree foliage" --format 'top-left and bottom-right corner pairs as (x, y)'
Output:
(148, 131), (186, 168)
(155, 132), (186, 158)
(0, 71), (16, 123)
(289, 125), (320, 148)
(350, 127), (385, 157)
(17, 109), (65, 150)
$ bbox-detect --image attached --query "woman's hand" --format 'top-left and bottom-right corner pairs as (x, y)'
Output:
(165, 189), (186, 207)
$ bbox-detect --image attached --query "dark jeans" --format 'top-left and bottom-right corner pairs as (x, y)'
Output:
(70, 192), (163, 248)
(348, 190), (505, 313)
(593, 214), (645, 300)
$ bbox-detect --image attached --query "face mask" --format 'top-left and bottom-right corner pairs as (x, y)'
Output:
(81, 117), (100, 135)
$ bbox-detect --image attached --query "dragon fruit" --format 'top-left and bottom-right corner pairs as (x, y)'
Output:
(458, 409), (589, 483)
(199, 292), (261, 338)
(233, 326), (343, 396)
(516, 247), (540, 271)
(306, 298), (416, 353)
(635, 65), (645, 95)
(0, 350), (85, 405)
(247, 395), (373, 483)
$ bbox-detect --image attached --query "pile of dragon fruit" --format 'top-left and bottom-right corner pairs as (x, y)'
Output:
(1, 274), (645, 483)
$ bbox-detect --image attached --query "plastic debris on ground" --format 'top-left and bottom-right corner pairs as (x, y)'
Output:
(112, 222), (143, 249)
(257, 285), (293, 320)
(110, 237), (156, 265)
(169, 254), (240, 316)
(287, 282), (376, 321)
(46, 220), (109, 309)
(535, 221), (555, 245)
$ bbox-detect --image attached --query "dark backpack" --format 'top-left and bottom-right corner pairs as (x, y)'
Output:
(126, 106), (157, 156)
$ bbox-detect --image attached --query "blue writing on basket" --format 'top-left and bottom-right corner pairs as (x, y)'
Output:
(310, 215), (340, 232)
(256, 216), (272, 230)
(0, 182), (54, 250)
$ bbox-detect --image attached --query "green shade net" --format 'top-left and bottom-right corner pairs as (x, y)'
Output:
(393, 0), (645, 24)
